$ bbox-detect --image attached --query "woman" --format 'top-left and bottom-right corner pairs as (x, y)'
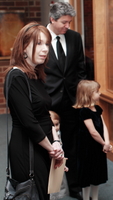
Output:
(4, 22), (64, 200)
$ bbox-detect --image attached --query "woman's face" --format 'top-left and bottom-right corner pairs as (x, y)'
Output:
(24, 32), (49, 67)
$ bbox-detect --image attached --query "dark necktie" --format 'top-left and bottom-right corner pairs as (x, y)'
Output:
(56, 36), (65, 71)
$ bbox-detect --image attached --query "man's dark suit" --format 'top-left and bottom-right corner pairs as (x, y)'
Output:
(45, 29), (86, 195)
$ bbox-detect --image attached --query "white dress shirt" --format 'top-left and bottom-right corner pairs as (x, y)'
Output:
(47, 24), (67, 59)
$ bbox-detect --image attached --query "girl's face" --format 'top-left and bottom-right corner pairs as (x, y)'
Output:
(92, 89), (101, 103)
(53, 119), (60, 132)
(24, 32), (49, 67)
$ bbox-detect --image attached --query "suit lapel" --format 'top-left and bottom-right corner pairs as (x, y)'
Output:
(64, 33), (71, 73)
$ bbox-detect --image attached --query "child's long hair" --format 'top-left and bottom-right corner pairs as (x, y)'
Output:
(73, 80), (100, 108)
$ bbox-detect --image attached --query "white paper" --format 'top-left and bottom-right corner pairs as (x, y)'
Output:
(48, 158), (66, 194)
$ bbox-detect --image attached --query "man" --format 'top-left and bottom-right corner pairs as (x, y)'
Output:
(45, 2), (87, 200)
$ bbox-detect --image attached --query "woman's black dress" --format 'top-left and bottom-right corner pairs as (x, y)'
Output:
(77, 105), (108, 188)
(4, 69), (53, 200)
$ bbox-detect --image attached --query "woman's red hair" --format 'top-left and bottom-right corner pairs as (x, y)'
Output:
(5, 22), (51, 80)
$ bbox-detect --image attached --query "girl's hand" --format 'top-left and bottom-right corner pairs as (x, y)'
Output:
(109, 145), (113, 153)
(54, 159), (64, 169)
(64, 165), (69, 172)
(54, 159), (69, 171)
(103, 143), (111, 153)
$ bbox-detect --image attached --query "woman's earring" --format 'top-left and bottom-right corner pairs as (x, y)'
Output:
(23, 52), (28, 59)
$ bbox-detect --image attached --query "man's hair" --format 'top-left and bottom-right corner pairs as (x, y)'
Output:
(49, 2), (76, 21)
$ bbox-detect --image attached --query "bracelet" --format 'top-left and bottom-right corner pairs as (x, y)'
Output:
(52, 140), (60, 143)
(52, 140), (62, 146)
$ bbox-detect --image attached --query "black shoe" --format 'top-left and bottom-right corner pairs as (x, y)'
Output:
(70, 192), (83, 200)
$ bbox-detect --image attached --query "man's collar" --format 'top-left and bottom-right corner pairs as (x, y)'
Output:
(47, 23), (65, 40)
(47, 24), (56, 40)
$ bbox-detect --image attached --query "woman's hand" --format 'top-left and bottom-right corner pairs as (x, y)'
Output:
(52, 141), (64, 159)
(48, 141), (64, 160)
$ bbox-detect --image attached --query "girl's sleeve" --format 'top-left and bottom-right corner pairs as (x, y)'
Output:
(95, 105), (103, 115)
(8, 73), (46, 144)
(80, 108), (91, 121)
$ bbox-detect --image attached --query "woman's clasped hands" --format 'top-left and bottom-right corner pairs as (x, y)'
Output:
(48, 141), (68, 169)
(49, 140), (64, 162)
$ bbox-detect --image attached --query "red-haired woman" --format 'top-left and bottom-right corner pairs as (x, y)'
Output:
(4, 22), (64, 200)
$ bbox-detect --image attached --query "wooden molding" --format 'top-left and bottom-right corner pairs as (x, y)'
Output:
(93, 0), (113, 160)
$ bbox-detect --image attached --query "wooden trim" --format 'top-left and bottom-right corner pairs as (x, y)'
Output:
(69, 0), (82, 33)
(74, 0), (82, 33)
(100, 91), (113, 104)
(93, 0), (107, 89)
(76, 0), (82, 34)
(69, 0), (75, 30)
(93, 0), (113, 160)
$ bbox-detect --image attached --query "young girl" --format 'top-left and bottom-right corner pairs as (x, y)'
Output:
(49, 111), (69, 200)
(73, 80), (112, 200)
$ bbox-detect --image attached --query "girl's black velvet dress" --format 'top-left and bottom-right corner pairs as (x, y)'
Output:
(77, 105), (108, 188)
(4, 69), (53, 200)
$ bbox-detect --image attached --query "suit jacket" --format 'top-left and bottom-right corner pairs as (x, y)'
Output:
(45, 29), (86, 108)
